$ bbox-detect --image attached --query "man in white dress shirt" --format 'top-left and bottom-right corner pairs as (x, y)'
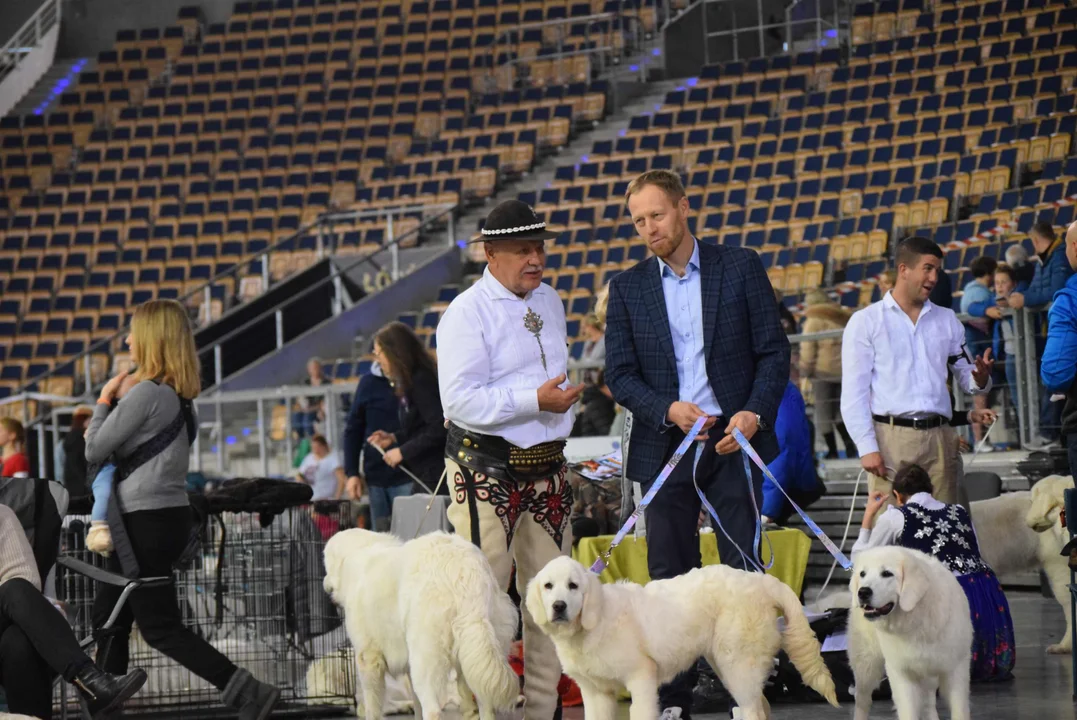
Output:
(436, 199), (582, 720)
(841, 236), (993, 506)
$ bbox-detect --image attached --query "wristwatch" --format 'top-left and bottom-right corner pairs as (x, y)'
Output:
(754, 413), (770, 432)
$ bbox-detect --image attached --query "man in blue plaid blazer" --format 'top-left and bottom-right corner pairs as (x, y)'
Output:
(605, 170), (790, 720)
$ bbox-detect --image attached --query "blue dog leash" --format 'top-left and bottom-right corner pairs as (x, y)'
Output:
(732, 428), (853, 571)
(590, 416), (707, 574)
(591, 418), (852, 576)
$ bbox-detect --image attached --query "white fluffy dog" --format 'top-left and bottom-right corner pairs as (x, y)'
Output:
(323, 530), (519, 720)
(848, 547), (971, 720)
(970, 474), (1073, 652)
(526, 556), (838, 720)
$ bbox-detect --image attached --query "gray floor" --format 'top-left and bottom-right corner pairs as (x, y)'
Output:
(554, 591), (1076, 720)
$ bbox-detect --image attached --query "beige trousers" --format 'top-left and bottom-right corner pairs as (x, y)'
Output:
(445, 458), (573, 720)
(868, 421), (960, 511)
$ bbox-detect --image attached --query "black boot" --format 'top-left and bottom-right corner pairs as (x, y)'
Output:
(823, 431), (839, 459)
(73, 664), (148, 719)
(222, 668), (280, 720)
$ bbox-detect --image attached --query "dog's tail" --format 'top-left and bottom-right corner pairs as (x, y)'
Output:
(767, 576), (839, 707)
(454, 590), (520, 711)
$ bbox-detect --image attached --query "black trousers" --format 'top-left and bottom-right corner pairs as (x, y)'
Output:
(0, 577), (93, 719)
(643, 428), (765, 714)
(92, 506), (237, 690)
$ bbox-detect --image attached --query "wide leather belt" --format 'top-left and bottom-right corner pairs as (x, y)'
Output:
(872, 414), (947, 430)
(446, 422), (565, 481)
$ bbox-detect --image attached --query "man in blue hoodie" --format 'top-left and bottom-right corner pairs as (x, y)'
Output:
(760, 382), (824, 525)
(1040, 222), (1077, 475)
(1010, 222), (1074, 445)
(343, 362), (410, 531)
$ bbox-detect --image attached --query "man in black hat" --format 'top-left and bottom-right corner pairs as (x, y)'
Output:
(436, 199), (582, 720)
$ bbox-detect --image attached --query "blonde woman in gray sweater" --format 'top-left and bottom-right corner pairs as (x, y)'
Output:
(0, 504), (146, 718)
(85, 299), (278, 719)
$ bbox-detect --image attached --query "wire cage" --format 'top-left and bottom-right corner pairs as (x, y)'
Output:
(53, 502), (358, 717)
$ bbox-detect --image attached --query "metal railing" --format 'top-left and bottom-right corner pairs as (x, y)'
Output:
(16, 202), (457, 397)
(700, 0), (840, 65)
(0, 0), (60, 86)
(198, 203), (457, 391)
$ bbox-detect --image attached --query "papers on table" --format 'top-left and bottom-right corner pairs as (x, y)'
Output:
(571, 449), (623, 482)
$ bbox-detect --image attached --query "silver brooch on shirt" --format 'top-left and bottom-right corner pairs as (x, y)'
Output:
(523, 307), (548, 373)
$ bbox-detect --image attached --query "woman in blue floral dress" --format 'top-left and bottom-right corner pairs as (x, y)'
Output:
(854, 464), (1015, 682)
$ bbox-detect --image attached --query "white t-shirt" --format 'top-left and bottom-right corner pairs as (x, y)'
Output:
(298, 451), (342, 500)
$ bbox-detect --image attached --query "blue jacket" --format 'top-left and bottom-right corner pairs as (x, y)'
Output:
(763, 382), (818, 519)
(1041, 272), (1077, 393)
(605, 242), (790, 482)
(343, 365), (408, 487)
(1023, 241), (1074, 308)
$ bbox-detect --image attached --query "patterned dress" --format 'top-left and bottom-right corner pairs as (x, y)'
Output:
(898, 502), (1015, 682)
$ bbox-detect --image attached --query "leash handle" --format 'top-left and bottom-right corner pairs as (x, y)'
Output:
(732, 429), (853, 571)
(692, 442), (773, 573)
(590, 415), (708, 574)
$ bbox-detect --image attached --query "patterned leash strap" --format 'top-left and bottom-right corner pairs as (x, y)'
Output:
(589, 416), (708, 575)
(692, 437), (774, 574)
(732, 428), (853, 571)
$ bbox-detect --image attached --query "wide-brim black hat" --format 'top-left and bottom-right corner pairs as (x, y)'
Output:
(472, 199), (559, 243)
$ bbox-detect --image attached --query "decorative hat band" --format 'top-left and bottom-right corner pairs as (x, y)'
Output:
(481, 221), (547, 236)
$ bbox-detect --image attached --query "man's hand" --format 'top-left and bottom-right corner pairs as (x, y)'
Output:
(985, 306), (1003, 319)
(860, 451), (887, 478)
(346, 476), (364, 499)
(715, 411), (758, 455)
(972, 348), (994, 388)
(666, 401), (716, 439)
(969, 408), (998, 425)
(384, 448), (403, 468)
(1007, 292), (1025, 309)
(537, 374), (584, 413)
(367, 430), (396, 449)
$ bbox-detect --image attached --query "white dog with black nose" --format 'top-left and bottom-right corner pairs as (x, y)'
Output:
(848, 546), (972, 720)
(527, 556), (838, 720)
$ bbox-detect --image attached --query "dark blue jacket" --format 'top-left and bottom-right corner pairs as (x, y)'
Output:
(343, 367), (408, 487)
(763, 382), (818, 519)
(1022, 241), (1074, 308)
(605, 242), (789, 482)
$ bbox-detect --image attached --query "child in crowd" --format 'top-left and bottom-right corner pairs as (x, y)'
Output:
(0, 417), (31, 478)
(85, 372), (142, 555)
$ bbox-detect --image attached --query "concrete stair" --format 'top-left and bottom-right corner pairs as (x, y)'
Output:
(8, 57), (91, 117)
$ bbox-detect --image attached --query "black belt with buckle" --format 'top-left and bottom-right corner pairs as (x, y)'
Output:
(446, 423), (566, 481)
(872, 414), (948, 430)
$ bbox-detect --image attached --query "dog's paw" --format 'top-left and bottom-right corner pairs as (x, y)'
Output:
(1046, 642), (1071, 654)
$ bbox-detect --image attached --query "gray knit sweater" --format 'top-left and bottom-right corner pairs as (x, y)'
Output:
(0, 503), (41, 589)
(85, 380), (192, 514)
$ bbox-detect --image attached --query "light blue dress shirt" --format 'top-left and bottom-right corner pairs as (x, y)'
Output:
(657, 238), (723, 417)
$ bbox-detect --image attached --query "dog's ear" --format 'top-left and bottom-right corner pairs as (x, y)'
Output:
(579, 571), (602, 631)
(524, 577), (548, 627)
(897, 556), (929, 612)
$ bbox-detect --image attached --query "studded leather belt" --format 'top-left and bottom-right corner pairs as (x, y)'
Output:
(446, 422), (566, 482)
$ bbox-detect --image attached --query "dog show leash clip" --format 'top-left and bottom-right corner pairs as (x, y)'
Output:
(732, 428), (853, 571)
(589, 415), (708, 575)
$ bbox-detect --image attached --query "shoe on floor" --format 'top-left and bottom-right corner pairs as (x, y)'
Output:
(73, 665), (147, 719)
(222, 668), (280, 720)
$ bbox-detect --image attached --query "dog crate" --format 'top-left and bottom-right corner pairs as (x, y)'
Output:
(54, 503), (357, 717)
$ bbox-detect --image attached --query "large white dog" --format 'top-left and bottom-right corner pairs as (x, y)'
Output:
(970, 474), (1073, 653)
(323, 530), (520, 720)
(848, 546), (971, 720)
(526, 556), (838, 720)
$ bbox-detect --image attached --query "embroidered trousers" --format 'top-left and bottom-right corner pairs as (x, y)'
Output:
(444, 458), (573, 720)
